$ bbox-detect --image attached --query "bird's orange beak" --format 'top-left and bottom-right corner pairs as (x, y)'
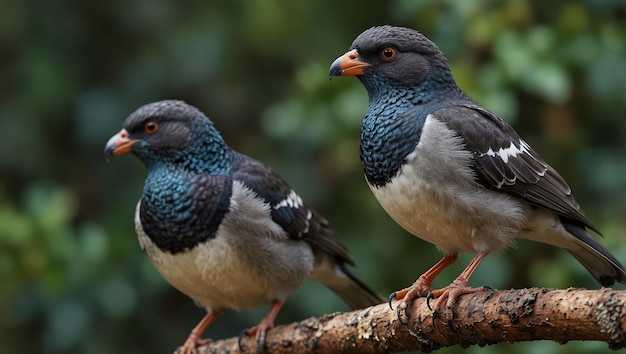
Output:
(104, 129), (139, 159)
(329, 49), (372, 78)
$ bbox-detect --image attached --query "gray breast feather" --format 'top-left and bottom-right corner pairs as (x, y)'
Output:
(369, 116), (527, 254)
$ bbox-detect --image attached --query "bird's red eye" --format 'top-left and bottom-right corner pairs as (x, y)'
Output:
(381, 47), (397, 60)
(144, 121), (159, 134)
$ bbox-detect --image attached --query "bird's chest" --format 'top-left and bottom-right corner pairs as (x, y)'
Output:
(367, 117), (526, 254)
(370, 169), (478, 253)
(360, 107), (424, 189)
(139, 170), (231, 254)
(136, 221), (306, 311)
(135, 181), (315, 311)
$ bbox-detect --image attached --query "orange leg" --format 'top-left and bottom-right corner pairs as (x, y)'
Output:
(239, 300), (284, 352)
(430, 251), (489, 318)
(176, 310), (224, 354)
(390, 254), (458, 323)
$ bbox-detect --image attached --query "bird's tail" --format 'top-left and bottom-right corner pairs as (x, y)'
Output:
(562, 219), (626, 286)
(310, 254), (384, 309)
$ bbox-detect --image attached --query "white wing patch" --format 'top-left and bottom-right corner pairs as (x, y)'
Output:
(274, 190), (312, 237)
(274, 190), (304, 209)
(481, 139), (532, 163)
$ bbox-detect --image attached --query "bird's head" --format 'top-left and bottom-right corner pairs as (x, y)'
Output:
(105, 100), (231, 173)
(329, 25), (457, 100)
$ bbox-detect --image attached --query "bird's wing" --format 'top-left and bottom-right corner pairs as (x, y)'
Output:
(231, 153), (354, 264)
(431, 103), (599, 233)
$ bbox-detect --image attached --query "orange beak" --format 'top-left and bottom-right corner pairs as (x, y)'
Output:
(104, 129), (140, 159)
(329, 49), (372, 78)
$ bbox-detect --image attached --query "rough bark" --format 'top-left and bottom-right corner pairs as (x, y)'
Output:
(198, 288), (626, 353)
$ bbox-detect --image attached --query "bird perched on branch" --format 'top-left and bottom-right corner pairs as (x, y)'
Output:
(329, 25), (626, 320)
(104, 100), (382, 353)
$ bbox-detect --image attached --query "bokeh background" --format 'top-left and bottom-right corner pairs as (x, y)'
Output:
(1, 0), (625, 353)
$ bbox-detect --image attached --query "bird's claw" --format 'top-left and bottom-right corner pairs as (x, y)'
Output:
(237, 329), (247, 352)
(425, 291), (435, 311)
(389, 285), (433, 324)
(256, 334), (266, 354)
(238, 325), (269, 353)
(388, 291), (397, 310)
(389, 290), (410, 324)
(396, 301), (410, 325)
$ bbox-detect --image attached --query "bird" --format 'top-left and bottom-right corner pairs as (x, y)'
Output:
(104, 100), (383, 353)
(329, 25), (626, 320)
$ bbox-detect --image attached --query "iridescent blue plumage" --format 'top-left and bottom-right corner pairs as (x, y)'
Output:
(129, 110), (234, 175)
(357, 70), (466, 187)
(104, 99), (384, 353)
(121, 102), (235, 254)
(139, 166), (232, 254)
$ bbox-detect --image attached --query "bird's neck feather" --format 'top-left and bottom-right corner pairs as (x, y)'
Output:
(362, 70), (460, 108)
(140, 158), (233, 254)
(143, 127), (234, 176)
(358, 74), (464, 188)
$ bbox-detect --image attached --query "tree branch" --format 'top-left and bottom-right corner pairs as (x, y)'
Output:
(199, 288), (626, 353)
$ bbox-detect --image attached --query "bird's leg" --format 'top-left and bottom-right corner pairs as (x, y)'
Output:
(176, 310), (224, 354)
(239, 300), (283, 353)
(389, 254), (458, 323)
(430, 251), (489, 319)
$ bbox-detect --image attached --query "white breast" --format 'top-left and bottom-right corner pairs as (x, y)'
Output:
(135, 180), (315, 311)
(369, 116), (528, 254)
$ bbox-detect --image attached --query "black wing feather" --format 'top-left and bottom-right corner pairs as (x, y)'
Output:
(230, 153), (354, 264)
(434, 103), (599, 234)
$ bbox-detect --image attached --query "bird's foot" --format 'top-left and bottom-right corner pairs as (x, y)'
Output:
(388, 277), (433, 324)
(238, 317), (275, 353)
(174, 310), (222, 354)
(238, 300), (283, 353)
(427, 278), (487, 319)
(175, 335), (211, 354)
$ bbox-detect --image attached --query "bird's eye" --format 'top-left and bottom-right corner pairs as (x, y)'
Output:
(381, 47), (397, 60)
(144, 121), (159, 134)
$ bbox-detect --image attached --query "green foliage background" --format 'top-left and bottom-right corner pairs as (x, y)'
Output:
(1, 1), (625, 353)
